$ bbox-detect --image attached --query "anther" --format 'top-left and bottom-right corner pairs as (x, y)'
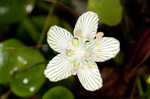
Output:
(66, 49), (72, 57)
(96, 32), (104, 39)
(66, 49), (72, 53)
(71, 69), (77, 75)
(88, 65), (91, 69)
(75, 30), (81, 36)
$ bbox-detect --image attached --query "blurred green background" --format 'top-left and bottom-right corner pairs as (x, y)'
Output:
(0, 0), (150, 99)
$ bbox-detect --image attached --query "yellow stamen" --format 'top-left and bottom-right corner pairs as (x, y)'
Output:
(66, 49), (72, 53)
(86, 34), (90, 38)
(72, 39), (80, 46)
(74, 63), (78, 67)
(77, 40), (80, 45)
(68, 54), (72, 57)
(96, 56), (100, 58)
(88, 65), (91, 69)
(92, 63), (96, 66)
(97, 49), (102, 52)
(70, 61), (78, 68)
(96, 43), (99, 46)
(92, 38), (95, 41)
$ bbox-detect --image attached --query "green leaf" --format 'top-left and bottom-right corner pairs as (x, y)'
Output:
(0, 39), (45, 85)
(42, 86), (74, 99)
(88, 0), (123, 26)
(137, 77), (144, 96)
(0, 39), (46, 96)
(0, 39), (24, 84)
(10, 63), (46, 97)
(0, 0), (34, 26)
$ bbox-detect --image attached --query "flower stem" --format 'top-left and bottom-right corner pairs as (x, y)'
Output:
(136, 77), (144, 96)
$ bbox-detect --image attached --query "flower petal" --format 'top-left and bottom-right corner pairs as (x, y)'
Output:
(74, 11), (99, 41)
(44, 54), (73, 82)
(91, 37), (120, 62)
(47, 25), (73, 53)
(77, 61), (102, 91)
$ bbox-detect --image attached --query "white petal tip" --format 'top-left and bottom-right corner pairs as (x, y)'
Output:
(43, 69), (49, 78)
(49, 25), (58, 30)
(44, 69), (57, 82)
(85, 11), (97, 15)
(44, 70), (57, 82)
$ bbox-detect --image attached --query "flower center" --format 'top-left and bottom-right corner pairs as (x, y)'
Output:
(66, 38), (94, 75)
(73, 47), (85, 60)
(66, 38), (91, 61)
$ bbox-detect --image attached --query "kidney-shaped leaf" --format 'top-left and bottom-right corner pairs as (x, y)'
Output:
(10, 63), (46, 97)
(0, 0), (34, 25)
(0, 39), (45, 87)
(43, 86), (74, 99)
(88, 0), (123, 26)
(0, 39), (46, 96)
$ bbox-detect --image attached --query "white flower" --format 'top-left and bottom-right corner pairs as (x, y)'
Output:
(44, 11), (120, 91)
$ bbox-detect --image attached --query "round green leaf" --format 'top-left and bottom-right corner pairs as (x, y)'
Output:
(10, 63), (46, 97)
(0, 39), (24, 84)
(88, 0), (123, 26)
(43, 86), (74, 99)
(0, 0), (34, 25)
(0, 39), (45, 85)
